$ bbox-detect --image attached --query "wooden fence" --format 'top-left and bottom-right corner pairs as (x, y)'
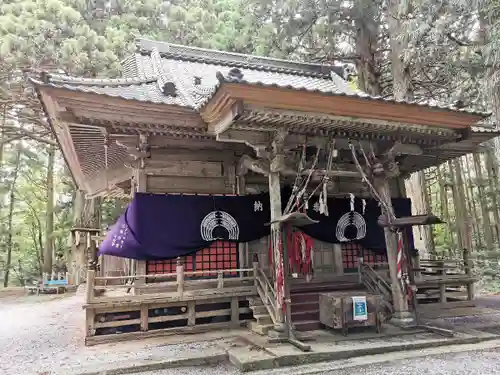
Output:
(412, 250), (475, 304)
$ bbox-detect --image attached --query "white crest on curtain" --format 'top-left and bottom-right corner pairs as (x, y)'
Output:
(200, 211), (240, 241)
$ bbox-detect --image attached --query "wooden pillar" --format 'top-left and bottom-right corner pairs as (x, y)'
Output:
(463, 248), (475, 300)
(268, 130), (287, 331)
(374, 174), (409, 317)
(134, 138), (148, 292)
(333, 243), (344, 276)
(86, 269), (95, 304)
(269, 170), (285, 329)
(236, 173), (247, 276)
(177, 257), (185, 297)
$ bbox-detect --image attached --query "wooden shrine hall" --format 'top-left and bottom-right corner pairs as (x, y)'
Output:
(32, 38), (499, 346)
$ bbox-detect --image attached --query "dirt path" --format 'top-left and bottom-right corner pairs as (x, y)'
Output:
(0, 293), (84, 374)
(0, 292), (220, 375)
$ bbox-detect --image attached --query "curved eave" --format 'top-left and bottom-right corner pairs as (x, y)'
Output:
(32, 82), (88, 191)
(31, 78), (206, 194)
(200, 80), (488, 132)
(29, 77), (196, 110)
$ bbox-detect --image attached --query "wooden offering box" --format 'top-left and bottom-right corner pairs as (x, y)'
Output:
(319, 291), (383, 335)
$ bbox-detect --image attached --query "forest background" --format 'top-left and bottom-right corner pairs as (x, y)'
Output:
(2, 0), (500, 291)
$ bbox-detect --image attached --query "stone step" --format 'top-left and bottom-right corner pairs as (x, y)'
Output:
(247, 320), (274, 336)
(291, 309), (320, 322)
(254, 314), (273, 325)
(250, 304), (269, 315)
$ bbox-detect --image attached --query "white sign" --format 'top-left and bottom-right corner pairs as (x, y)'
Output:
(352, 296), (368, 321)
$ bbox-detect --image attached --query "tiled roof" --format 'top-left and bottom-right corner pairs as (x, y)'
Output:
(32, 38), (490, 117)
(29, 73), (189, 107)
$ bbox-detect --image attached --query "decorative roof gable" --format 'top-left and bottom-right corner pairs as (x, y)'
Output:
(34, 37), (489, 118)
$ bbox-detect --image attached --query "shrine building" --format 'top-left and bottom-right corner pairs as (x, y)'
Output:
(31, 38), (498, 345)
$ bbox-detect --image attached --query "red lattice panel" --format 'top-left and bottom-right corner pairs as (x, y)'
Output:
(342, 243), (387, 271)
(146, 241), (238, 279)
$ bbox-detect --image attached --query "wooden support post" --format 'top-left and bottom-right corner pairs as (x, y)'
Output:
(86, 270), (95, 304)
(140, 304), (149, 332)
(437, 259), (446, 303)
(268, 132), (286, 331)
(357, 256), (363, 284)
(134, 140), (148, 292)
(176, 257), (184, 297)
(253, 261), (259, 287)
(85, 307), (96, 337)
(281, 224), (294, 337)
(231, 296), (239, 324)
(374, 175), (410, 318)
(187, 301), (196, 326)
(75, 267), (80, 286)
(413, 253), (421, 280)
(463, 248), (475, 300)
(333, 244), (344, 276)
(238, 244), (245, 279)
(236, 173), (246, 279)
(217, 271), (224, 289)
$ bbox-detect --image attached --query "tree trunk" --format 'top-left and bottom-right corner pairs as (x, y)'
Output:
(386, 0), (414, 315)
(354, 0), (382, 96)
(3, 147), (21, 287)
(463, 155), (481, 250)
(436, 164), (455, 256)
(43, 144), (55, 274)
(387, 0), (433, 259)
(449, 159), (470, 252)
(473, 153), (493, 250)
(71, 190), (86, 273)
(485, 148), (500, 242)
(0, 104), (5, 166)
(388, 0), (413, 102)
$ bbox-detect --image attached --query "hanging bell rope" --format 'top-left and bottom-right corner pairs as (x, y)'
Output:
(319, 139), (336, 216)
(284, 144), (321, 215)
(296, 142), (335, 213)
(348, 141), (396, 221)
(284, 142), (307, 214)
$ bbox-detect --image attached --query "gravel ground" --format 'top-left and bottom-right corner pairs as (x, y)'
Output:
(475, 295), (500, 310)
(323, 348), (500, 375)
(138, 348), (500, 375)
(2, 292), (500, 375)
(0, 293), (220, 375)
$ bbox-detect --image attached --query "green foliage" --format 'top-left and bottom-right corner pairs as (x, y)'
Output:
(0, 142), (73, 285)
(1, 0), (500, 292)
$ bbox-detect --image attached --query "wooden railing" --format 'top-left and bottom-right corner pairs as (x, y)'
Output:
(86, 266), (256, 304)
(413, 252), (475, 302)
(253, 262), (278, 324)
(83, 266), (258, 345)
(359, 262), (394, 315)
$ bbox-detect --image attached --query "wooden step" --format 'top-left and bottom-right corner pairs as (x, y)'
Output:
(294, 320), (322, 331)
(291, 301), (318, 313)
(291, 292), (319, 304)
(291, 282), (362, 293)
(291, 309), (319, 322)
